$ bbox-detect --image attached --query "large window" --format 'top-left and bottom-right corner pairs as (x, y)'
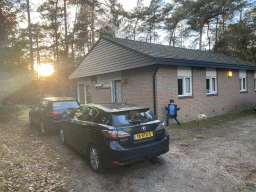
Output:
(206, 68), (217, 95)
(177, 67), (192, 97)
(239, 70), (247, 92)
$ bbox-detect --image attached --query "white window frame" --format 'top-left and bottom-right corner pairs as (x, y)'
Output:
(177, 67), (192, 97)
(254, 71), (256, 91)
(77, 83), (92, 104)
(206, 68), (217, 95)
(239, 70), (247, 92)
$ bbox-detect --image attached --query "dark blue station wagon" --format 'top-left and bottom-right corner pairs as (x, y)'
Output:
(59, 102), (169, 173)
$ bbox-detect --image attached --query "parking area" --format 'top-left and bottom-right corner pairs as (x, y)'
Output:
(0, 106), (255, 191)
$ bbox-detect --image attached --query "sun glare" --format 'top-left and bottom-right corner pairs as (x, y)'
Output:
(38, 64), (54, 76)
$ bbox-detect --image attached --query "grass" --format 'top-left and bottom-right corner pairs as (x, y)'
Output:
(166, 107), (255, 130)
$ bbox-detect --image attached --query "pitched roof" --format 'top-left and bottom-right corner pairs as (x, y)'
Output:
(70, 36), (256, 79)
(106, 37), (256, 68)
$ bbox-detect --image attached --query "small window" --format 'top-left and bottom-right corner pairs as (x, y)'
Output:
(177, 67), (192, 97)
(206, 68), (217, 95)
(178, 77), (192, 96)
(239, 70), (247, 92)
(254, 71), (256, 91)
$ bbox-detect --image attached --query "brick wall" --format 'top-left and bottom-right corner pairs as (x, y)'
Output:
(80, 65), (255, 123)
(122, 66), (156, 110)
(156, 67), (256, 123)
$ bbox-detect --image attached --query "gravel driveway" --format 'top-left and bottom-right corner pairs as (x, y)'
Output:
(1, 107), (255, 191)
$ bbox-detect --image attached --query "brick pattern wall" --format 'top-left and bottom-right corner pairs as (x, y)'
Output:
(156, 67), (256, 123)
(122, 66), (156, 110)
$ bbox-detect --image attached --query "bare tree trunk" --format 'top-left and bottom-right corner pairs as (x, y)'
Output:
(91, 0), (95, 45)
(36, 35), (40, 66)
(26, 0), (34, 73)
(55, 0), (59, 66)
(199, 26), (203, 50)
(215, 15), (218, 44)
(64, 0), (68, 56)
(207, 23), (210, 50)
(222, 14), (225, 32)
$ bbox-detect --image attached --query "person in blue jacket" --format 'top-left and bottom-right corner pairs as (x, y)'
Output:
(165, 99), (180, 126)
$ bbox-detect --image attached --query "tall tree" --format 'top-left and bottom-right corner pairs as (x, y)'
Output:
(37, 0), (64, 69)
(26, 0), (34, 73)
(171, 0), (248, 50)
(214, 7), (256, 63)
(139, 0), (164, 43)
(122, 0), (146, 40)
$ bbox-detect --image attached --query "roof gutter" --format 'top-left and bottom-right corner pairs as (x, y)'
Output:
(156, 58), (256, 70)
(153, 66), (160, 116)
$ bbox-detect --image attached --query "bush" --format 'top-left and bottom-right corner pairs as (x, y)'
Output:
(0, 100), (20, 123)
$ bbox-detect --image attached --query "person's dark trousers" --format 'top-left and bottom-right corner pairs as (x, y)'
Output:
(166, 115), (180, 126)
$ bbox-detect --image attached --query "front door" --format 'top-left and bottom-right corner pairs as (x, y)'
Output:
(113, 80), (122, 102)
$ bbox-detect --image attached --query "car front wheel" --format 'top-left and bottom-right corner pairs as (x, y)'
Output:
(89, 145), (102, 173)
(59, 129), (65, 144)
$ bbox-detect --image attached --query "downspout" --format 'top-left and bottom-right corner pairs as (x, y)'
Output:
(153, 66), (160, 116)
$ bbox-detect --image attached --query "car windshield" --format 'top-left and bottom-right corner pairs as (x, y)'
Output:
(52, 101), (79, 113)
(112, 109), (157, 127)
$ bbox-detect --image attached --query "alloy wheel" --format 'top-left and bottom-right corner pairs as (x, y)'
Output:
(89, 146), (102, 173)
(59, 129), (65, 144)
(40, 122), (46, 135)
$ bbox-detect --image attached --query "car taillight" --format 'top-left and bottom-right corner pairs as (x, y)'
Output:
(47, 112), (60, 116)
(101, 130), (130, 139)
(155, 123), (165, 131)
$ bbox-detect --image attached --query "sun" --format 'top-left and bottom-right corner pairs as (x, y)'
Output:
(38, 64), (54, 76)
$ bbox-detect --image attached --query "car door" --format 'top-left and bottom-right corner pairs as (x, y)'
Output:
(75, 107), (99, 153)
(63, 106), (85, 147)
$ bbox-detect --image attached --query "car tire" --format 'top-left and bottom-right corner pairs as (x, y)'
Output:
(89, 145), (102, 173)
(59, 129), (65, 144)
(40, 122), (48, 135)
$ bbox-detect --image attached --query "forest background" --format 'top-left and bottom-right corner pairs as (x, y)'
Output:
(0, 0), (256, 105)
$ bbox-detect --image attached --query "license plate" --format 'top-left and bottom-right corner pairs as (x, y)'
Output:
(133, 131), (153, 140)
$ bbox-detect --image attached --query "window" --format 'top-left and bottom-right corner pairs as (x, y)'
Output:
(254, 71), (256, 91)
(177, 67), (192, 97)
(112, 80), (122, 102)
(112, 109), (157, 127)
(83, 107), (98, 122)
(52, 101), (79, 113)
(206, 68), (217, 95)
(70, 106), (85, 120)
(239, 70), (247, 92)
(78, 83), (92, 104)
